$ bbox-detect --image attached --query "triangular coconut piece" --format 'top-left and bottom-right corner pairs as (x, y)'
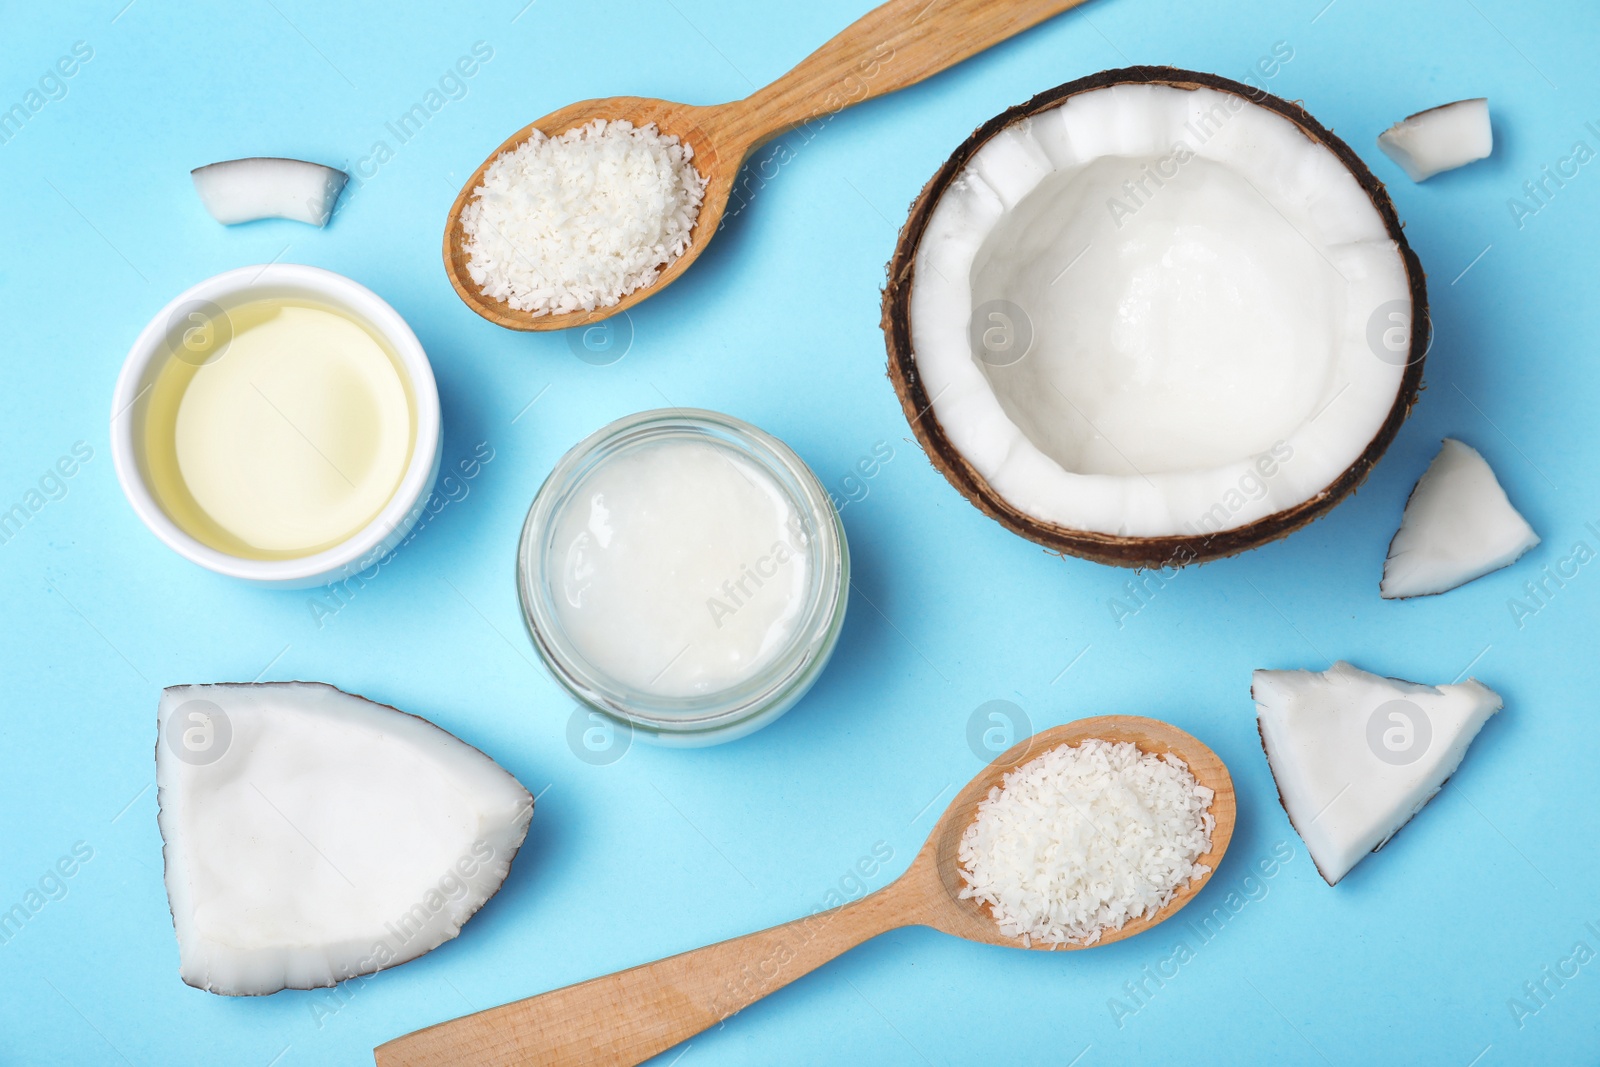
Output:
(1381, 438), (1539, 599)
(156, 682), (533, 995)
(1253, 662), (1501, 885)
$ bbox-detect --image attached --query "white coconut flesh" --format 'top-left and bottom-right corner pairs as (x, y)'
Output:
(910, 84), (1412, 538)
(1253, 661), (1501, 885)
(191, 157), (349, 227)
(156, 682), (532, 995)
(1382, 438), (1539, 599)
(1377, 99), (1493, 182)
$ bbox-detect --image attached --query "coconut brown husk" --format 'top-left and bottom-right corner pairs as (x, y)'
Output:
(881, 66), (1429, 568)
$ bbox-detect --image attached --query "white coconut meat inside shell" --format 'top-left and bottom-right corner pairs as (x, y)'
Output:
(156, 682), (532, 995)
(909, 82), (1413, 539)
(1381, 438), (1539, 598)
(1254, 661), (1501, 885)
(1377, 99), (1493, 182)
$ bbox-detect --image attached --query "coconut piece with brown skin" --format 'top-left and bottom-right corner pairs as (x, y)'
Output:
(156, 682), (532, 995)
(1253, 662), (1500, 885)
(883, 67), (1428, 568)
(1381, 437), (1539, 599)
(1377, 99), (1493, 182)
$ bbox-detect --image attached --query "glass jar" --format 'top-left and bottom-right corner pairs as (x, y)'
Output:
(517, 409), (849, 746)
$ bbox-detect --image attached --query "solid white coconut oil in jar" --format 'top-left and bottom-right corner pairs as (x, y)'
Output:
(518, 409), (848, 745)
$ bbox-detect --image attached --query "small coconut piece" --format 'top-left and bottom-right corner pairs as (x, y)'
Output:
(1254, 661), (1501, 885)
(1381, 438), (1539, 599)
(191, 157), (349, 226)
(156, 682), (532, 995)
(1377, 99), (1493, 182)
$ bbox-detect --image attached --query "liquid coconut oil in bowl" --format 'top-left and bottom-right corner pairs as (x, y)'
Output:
(143, 298), (415, 559)
(518, 410), (848, 746)
(111, 264), (442, 586)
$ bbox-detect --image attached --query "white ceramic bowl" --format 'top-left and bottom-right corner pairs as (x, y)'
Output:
(111, 264), (442, 587)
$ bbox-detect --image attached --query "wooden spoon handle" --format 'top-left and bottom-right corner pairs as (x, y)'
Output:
(731, 0), (1092, 148)
(374, 881), (918, 1067)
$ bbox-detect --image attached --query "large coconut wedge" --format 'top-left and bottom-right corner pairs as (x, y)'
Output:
(156, 682), (533, 995)
(1381, 438), (1539, 599)
(1253, 662), (1501, 885)
(883, 68), (1428, 567)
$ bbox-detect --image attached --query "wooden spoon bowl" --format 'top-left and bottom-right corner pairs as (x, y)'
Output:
(441, 0), (1095, 331)
(441, 97), (732, 333)
(921, 715), (1236, 950)
(376, 716), (1235, 1066)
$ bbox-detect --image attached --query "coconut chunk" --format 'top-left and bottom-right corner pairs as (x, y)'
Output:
(191, 157), (349, 226)
(156, 682), (532, 995)
(1377, 99), (1493, 182)
(1253, 662), (1501, 885)
(1381, 438), (1539, 599)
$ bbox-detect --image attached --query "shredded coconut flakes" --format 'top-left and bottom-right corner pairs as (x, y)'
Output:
(958, 739), (1214, 946)
(459, 119), (707, 316)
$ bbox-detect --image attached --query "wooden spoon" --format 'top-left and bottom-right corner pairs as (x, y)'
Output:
(375, 716), (1236, 1066)
(442, 0), (1094, 332)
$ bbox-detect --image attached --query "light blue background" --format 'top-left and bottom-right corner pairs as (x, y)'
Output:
(2, 0), (1596, 1064)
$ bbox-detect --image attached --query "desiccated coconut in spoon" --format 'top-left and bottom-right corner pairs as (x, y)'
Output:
(957, 739), (1214, 946)
(459, 119), (707, 316)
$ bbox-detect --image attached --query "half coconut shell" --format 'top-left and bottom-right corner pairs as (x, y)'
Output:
(882, 66), (1429, 568)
